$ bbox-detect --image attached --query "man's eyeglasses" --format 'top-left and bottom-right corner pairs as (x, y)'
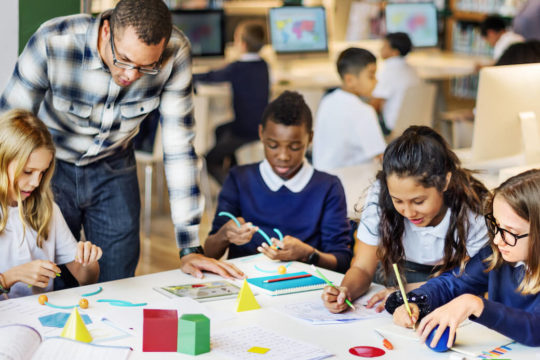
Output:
(485, 213), (528, 247)
(109, 25), (161, 75)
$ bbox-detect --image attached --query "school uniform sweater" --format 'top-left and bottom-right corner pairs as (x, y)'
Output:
(415, 246), (540, 346)
(193, 56), (269, 140)
(209, 162), (353, 273)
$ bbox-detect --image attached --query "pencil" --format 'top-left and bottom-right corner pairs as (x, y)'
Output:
(264, 274), (312, 283)
(392, 263), (412, 319)
(310, 265), (356, 311)
(374, 329), (394, 350)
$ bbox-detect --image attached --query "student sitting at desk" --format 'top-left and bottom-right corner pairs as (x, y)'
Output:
(0, 110), (102, 299)
(481, 14), (525, 61)
(322, 126), (489, 312)
(204, 91), (353, 273)
(312, 48), (386, 172)
(370, 32), (421, 135)
(193, 21), (269, 184)
(391, 169), (540, 347)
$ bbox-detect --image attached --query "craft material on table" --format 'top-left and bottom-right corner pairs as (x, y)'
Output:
(39, 312), (92, 328)
(154, 280), (241, 302)
(212, 325), (333, 360)
(349, 346), (386, 358)
(264, 273), (312, 283)
(247, 271), (325, 295)
(374, 329), (393, 350)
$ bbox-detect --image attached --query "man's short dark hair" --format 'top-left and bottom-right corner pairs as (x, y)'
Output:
(336, 47), (376, 79)
(261, 91), (312, 131)
(240, 22), (266, 53)
(481, 15), (507, 37)
(386, 32), (413, 56)
(112, 0), (172, 45)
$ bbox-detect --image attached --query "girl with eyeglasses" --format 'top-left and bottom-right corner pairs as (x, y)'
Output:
(391, 169), (540, 347)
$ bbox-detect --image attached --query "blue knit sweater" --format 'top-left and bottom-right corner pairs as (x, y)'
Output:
(416, 246), (540, 346)
(209, 164), (353, 273)
(193, 58), (269, 140)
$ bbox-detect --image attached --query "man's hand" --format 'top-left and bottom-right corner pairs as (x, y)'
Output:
(179, 253), (245, 279)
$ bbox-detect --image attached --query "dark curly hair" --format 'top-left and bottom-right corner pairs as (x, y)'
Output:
(261, 91), (312, 131)
(376, 126), (489, 282)
(111, 0), (172, 45)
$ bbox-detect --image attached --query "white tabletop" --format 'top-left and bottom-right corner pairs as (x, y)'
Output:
(1, 256), (534, 359)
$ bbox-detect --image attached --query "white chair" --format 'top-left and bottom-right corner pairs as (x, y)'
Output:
(386, 81), (437, 141)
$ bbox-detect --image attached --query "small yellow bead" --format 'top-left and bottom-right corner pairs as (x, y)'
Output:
(277, 265), (287, 274)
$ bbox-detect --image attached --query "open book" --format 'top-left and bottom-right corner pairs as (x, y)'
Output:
(0, 324), (131, 360)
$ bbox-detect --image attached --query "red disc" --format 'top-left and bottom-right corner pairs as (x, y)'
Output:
(349, 346), (386, 357)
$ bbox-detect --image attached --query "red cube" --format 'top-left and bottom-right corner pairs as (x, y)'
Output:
(143, 309), (178, 352)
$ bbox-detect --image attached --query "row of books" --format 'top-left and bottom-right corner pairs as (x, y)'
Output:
(450, 74), (479, 99)
(453, 0), (528, 16)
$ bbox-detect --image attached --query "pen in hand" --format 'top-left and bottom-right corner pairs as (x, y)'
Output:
(311, 265), (356, 311)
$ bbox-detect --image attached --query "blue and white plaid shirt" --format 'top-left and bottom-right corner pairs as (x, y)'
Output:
(0, 11), (203, 249)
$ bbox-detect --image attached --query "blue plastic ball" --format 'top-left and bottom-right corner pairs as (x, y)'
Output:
(426, 325), (455, 352)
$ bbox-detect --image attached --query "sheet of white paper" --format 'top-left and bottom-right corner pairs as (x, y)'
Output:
(0, 324), (41, 360)
(32, 337), (131, 360)
(212, 325), (333, 360)
(451, 321), (513, 357)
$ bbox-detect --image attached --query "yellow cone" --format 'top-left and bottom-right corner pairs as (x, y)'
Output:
(236, 279), (260, 312)
(60, 307), (93, 343)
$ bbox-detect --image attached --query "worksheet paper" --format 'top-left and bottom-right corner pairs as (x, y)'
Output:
(212, 325), (333, 360)
(275, 294), (388, 324)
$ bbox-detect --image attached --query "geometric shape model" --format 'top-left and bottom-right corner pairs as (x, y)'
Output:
(177, 314), (210, 355)
(39, 312), (92, 328)
(236, 279), (260, 312)
(143, 309), (178, 352)
(60, 307), (93, 343)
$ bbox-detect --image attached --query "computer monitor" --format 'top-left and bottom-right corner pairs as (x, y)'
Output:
(171, 9), (225, 57)
(268, 6), (328, 54)
(384, 2), (438, 48)
(470, 63), (540, 163)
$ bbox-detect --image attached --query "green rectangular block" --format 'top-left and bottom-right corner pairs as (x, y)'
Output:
(177, 314), (210, 355)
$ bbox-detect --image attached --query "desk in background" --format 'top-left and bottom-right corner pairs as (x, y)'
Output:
(0, 256), (534, 359)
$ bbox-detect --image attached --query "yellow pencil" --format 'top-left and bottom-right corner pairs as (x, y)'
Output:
(392, 263), (412, 319)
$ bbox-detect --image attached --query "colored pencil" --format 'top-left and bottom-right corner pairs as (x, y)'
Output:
(392, 263), (412, 320)
(310, 265), (356, 310)
(264, 274), (312, 283)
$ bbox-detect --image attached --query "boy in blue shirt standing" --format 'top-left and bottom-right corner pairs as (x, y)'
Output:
(204, 91), (353, 273)
(194, 22), (269, 184)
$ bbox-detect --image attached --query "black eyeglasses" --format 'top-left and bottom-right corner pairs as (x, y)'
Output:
(485, 213), (528, 247)
(109, 25), (161, 75)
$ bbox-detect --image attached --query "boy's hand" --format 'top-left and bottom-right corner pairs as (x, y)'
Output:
(321, 284), (351, 313)
(366, 287), (395, 312)
(393, 303), (419, 328)
(76, 241), (103, 266)
(4, 260), (61, 288)
(223, 218), (258, 246)
(257, 235), (312, 261)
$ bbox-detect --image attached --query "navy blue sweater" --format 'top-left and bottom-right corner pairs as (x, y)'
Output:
(209, 164), (353, 273)
(193, 59), (269, 140)
(416, 246), (540, 346)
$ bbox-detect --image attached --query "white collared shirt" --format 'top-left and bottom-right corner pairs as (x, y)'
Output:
(494, 31), (525, 60)
(239, 53), (262, 62)
(357, 181), (488, 265)
(259, 159), (314, 192)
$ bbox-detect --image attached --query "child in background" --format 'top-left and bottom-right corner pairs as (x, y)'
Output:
(322, 126), (489, 312)
(0, 110), (102, 299)
(481, 14), (525, 61)
(391, 169), (540, 347)
(370, 32), (421, 134)
(194, 21), (269, 184)
(204, 91), (353, 273)
(312, 47), (386, 172)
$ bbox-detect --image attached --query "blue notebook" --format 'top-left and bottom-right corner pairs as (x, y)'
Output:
(246, 271), (326, 296)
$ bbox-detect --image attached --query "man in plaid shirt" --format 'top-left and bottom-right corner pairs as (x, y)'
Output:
(0, 0), (243, 283)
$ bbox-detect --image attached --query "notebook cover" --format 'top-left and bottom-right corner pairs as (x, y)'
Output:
(246, 271), (325, 296)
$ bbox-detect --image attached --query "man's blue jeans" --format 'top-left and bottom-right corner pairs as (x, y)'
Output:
(52, 146), (141, 285)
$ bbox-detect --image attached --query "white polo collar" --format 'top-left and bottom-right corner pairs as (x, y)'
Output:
(259, 159), (314, 192)
(239, 53), (261, 62)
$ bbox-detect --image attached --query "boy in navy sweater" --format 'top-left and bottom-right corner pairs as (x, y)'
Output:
(389, 169), (540, 347)
(194, 22), (269, 184)
(204, 91), (353, 273)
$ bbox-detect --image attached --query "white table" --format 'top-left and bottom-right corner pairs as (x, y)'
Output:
(2, 257), (534, 359)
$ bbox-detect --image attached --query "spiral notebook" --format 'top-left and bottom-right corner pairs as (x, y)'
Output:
(246, 272), (326, 296)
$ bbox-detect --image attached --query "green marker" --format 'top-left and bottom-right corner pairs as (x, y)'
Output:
(311, 265), (356, 310)
(28, 273), (61, 287)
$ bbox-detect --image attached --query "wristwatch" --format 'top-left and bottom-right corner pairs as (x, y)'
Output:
(179, 245), (204, 259)
(306, 249), (320, 265)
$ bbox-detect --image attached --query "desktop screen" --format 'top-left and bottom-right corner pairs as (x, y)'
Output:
(268, 6), (328, 54)
(385, 2), (438, 47)
(171, 9), (224, 57)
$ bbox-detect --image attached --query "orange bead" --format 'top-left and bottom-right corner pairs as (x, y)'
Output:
(38, 294), (48, 305)
(271, 245), (278, 250)
(79, 298), (89, 309)
(277, 265), (287, 274)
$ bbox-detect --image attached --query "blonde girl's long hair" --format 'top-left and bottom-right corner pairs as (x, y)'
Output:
(0, 109), (56, 247)
(486, 169), (540, 294)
